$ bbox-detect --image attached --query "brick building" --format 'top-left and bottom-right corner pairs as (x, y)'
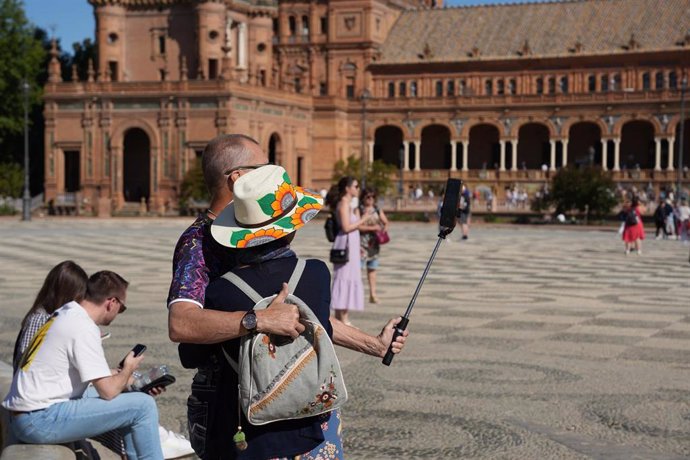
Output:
(43, 0), (690, 214)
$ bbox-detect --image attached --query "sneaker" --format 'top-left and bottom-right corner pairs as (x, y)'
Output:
(159, 427), (195, 459)
(625, 249), (630, 255)
(462, 235), (468, 240)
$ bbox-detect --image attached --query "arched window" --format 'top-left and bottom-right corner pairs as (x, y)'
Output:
(655, 72), (665, 90)
(669, 71), (678, 89)
(588, 75), (596, 92)
(459, 79), (467, 95)
(388, 82), (395, 98)
(289, 16), (296, 36)
(301, 15), (309, 36)
(548, 77), (556, 94)
(399, 81), (406, 97)
(560, 76), (568, 94)
(435, 80), (443, 97)
(485, 79), (493, 95)
(536, 77), (544, 94)
(496, 79), (505, 95)
(447, 80), (455, 96)
(410, 81), (418, 97)
(612, 73), (621, 91)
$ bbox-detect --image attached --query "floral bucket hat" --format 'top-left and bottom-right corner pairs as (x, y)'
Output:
(211, 165), (323, 248)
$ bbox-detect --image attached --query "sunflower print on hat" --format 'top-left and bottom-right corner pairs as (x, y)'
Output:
(230, 228), (290, 248)
(291, 200), (322, 227)
(257, 172), (296, 218)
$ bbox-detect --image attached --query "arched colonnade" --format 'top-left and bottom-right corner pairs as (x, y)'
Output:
(370, 118), (690, 173)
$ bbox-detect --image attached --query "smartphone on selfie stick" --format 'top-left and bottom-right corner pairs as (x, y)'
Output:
(119, 343), (147, 369)
(382, 179), (461, 366)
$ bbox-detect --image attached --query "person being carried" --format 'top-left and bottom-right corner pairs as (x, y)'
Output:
(3, 271), (164, 459)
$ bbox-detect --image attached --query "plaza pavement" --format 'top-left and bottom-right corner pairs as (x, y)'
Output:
(0, 218), (688, 459)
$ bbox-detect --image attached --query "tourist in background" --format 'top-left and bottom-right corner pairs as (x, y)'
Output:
(622, 197), (645, 255)
(653, 199), (668, 240)
(359, 187), (389, 304)
(327, 176), (365, 326)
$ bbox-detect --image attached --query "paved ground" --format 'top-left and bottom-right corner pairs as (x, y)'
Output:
(0, 218), (688, 459)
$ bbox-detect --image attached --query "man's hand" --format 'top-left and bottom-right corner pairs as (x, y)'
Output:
(256, 283), (304, 339)
(121, 350), (145, 374)
(376, 317), (409, 358)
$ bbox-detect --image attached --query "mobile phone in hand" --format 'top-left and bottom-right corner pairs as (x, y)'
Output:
(119, 344), (146, 369)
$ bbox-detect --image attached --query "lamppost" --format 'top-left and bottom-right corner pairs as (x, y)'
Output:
(22, 80), (31, 222)
(360, 88), (371, 190)
(678, 72), (687, 202)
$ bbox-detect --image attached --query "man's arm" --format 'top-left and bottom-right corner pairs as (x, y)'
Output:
(168, 283), (305, 344)
(91, 352), (145, 400)
(331, 317), (408, 358)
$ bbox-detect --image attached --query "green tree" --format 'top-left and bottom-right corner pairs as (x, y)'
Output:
(545, 166), (617, 219)
(0, 161), (22, 197)
(0, 0), (46, 161)
(179, 158), (210, 214)
(331, 156), (396, 195)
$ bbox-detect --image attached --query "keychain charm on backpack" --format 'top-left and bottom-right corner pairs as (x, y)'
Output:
(233, 426), (247, 451)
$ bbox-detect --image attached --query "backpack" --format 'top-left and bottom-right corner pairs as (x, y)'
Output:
(220, 259), (348, 426)
(626, 209), (638, 226)
(324, 212), (339, 242)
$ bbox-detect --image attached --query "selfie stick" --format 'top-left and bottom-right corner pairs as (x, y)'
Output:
(382, 179), (461, 366)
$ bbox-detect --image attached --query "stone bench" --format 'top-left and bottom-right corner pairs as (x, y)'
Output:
(0, 362), (119, 460)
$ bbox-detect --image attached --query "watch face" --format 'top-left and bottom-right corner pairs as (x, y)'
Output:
(242, 311), (257, 331)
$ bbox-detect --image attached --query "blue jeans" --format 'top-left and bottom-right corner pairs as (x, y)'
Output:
(10, 391), (163, 460)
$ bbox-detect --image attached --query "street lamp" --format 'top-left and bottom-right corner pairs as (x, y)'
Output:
(360, 88), (371, 190)
(22, 80), (31, 222)
(678, 72), (687, 202)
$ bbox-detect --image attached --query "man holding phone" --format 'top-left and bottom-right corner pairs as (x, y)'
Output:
(3, 271), (164, 459)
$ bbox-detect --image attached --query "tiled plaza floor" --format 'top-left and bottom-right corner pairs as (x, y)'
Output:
(0, 218), (688, 459)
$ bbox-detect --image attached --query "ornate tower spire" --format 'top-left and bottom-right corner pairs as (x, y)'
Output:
(48, 39), (62, 83)
(87, 58), (96, 83)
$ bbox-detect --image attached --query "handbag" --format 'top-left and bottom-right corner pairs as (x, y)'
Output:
(375, 229), (390, 245)
(329, 238), (349, 264)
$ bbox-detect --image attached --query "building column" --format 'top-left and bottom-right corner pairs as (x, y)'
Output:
(511, 139), (518, 171)
(450, 141), (457, 171)
(414, 140), (421, 171)
(499, 140), (506, 171)
(549, 140), (556, 171)
(403, 141), (410, 171)
(667, 137), (675, 171)
(613, 138), (621, 171)
(237, 22), (248, 69)
(601, 139), (608, 171)
(368, 141), (374, 164)
(654, 137), (662, 171)
(561, 139), (569, 167)
(462, 140), (469, 171)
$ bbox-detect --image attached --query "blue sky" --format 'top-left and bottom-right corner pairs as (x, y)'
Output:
(24, 0), (547, 50)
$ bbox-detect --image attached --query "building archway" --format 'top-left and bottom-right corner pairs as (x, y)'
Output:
(569, 122), (602, 167)
(123, 128), (150, 203)
(674, 119), (690, 170)
(621, 120), (655, 169)
(468, 124), (500, 169)
(517, 123), (550, 169)
(374, 125), (404, 167)
(420, 124), (451, 169)
(268, 133), (283, 166)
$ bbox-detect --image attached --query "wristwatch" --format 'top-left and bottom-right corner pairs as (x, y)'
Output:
(241, 310), (257, 332)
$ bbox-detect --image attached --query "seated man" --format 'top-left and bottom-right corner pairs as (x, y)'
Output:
(2, 271), (163, 459)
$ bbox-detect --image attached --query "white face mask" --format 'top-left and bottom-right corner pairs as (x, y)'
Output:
(350, 197), (359, 209)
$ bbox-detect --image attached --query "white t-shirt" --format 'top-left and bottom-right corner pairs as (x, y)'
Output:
(2, 301), (111, 412)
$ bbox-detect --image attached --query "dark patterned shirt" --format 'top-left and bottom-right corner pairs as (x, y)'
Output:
(167, 214), (235, 308)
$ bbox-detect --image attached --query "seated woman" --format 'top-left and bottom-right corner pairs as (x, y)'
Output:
(207, 165), (408, 459)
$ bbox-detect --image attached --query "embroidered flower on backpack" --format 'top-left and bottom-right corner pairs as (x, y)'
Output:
(262, 335), (276, 359)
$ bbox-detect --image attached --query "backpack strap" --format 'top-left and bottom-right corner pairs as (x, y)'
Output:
(221, 271), (263, 304)
(287, 259), (306, 293)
